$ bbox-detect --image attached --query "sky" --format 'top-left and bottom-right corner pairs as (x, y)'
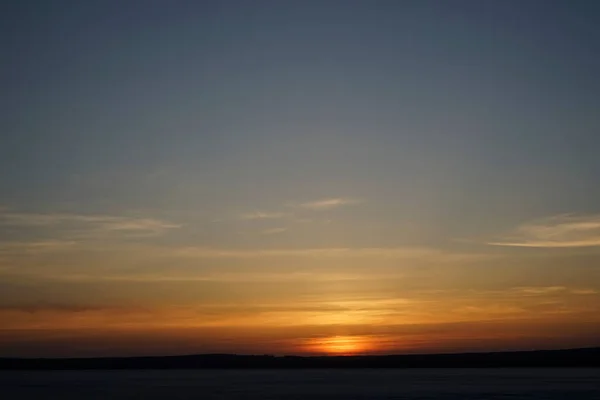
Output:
(1, 0), (600, 357)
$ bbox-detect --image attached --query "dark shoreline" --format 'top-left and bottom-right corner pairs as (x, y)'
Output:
(1, 347), (599, 370)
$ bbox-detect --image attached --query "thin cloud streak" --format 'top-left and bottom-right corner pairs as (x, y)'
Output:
(0, 238), (493, 265)
(171, 246), (491, 263)
(512, 286), (567, 295)
(0, 209), (181, 237)
(238, 197), (362, 222)
(262, 227), (287, 235)
(2, 285), (597, 333)
(489, 214), (600, 248)
(240, 211), (288, 220)
(12, 270), (406, 284)
(0, 240), (77, 254)
(174, 246), (432, 258)
(294, 197), (362, 211)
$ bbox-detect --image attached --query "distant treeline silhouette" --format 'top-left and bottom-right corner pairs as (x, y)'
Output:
(1, 347), (599, 370)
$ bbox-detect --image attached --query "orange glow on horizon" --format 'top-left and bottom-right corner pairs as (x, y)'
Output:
(305, 335), (374, 355)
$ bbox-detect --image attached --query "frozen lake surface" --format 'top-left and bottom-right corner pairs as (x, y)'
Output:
(1, 368), (599, 399)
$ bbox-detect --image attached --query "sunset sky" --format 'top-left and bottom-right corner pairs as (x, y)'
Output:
(2, 0), (600, 357)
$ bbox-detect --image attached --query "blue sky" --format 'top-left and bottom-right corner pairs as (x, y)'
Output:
(1, 0), (600, 356)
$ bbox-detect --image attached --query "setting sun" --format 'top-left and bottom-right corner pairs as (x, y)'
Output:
(307, 336), (373, 355)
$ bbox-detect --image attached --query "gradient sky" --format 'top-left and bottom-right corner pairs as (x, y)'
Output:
(1, 0), (600, 357)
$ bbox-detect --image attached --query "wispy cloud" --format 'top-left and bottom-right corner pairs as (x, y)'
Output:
(510, 286), (567, 295)
(0, 242), (493, 283)
(97, 217), (180, 235)
(0, 209), (181, 238)
(294, 197), (362, 211)
(0, 304), (127, 314)
(240, 211), (287, 220)
(171, 246), (487, 262)
(262, 227), (287, 235)
(571, 288), (599, 295)
(11, 269), (406, 284)
(0, 240), (77, 254)
(489, 214), (600, 248)
(238, 197), (362, 222)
